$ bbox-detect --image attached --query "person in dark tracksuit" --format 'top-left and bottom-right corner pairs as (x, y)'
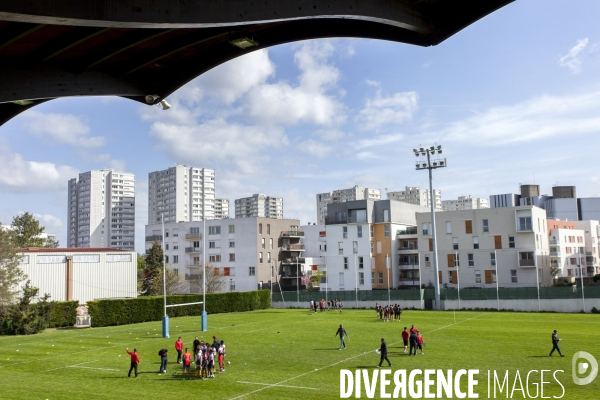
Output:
(377, 338), (392, 367)
(335, 324), (349, 350)
(549, 330), (564, 357)
(409, 330), (419, 356)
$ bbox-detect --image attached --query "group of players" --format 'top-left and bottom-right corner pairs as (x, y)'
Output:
(374, 303), (403, 322)
(159, 335), (226, 380)
(309, 298), (344, 313)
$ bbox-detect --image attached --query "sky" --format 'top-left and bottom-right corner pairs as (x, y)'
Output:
(0, 0), (599, 254)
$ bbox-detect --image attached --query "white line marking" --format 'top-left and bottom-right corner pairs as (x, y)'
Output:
(237, 381), (318, 390)
(41, 360), (98, 372)
(229, 313), (486, 400)
(75, 366), (119, 371)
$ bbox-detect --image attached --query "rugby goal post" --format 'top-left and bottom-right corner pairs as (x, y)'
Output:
(162, 301), (205, 339)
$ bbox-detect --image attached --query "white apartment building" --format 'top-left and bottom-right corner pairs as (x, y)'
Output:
(416, 206), (550, 290)
(316, 185), (381, 225)
(214, 198), (230, 219)
(145, 217), (301, 293)
(388, 186), (442, 211)
(234, 194), (283, 219)
(548, 220), (600, 282)
(442, 195), (489, 211)
(149, 165), (229, 224)
(67, 169), (135, 251)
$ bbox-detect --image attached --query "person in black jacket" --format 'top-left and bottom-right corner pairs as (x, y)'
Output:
(377, 338), (392, 367)
(193, 336), (201, 355)
(158, 348), (168, 373)
(409, 330), (419, 356)
(549, 330), (564, 357)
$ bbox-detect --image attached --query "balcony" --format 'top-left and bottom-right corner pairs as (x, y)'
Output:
(397, 228), (418, 236)
(281, 230), (305, 237)
(398, 262), (419, 269)
(549, 239), (559, 245)
(185, 233), (202, 240)
(186, 263), (202, 268)
(399, 244), (418, 251)
(348, 216), (368, 224)
(282, 244), (305, 251)
(586, 251), (594, 256)
(519, 259), (535, 267)
(281, 258), (305, 264)
(185, 247), (202, 253)
(146, 235), (162, 242)
(549, 251), (561, 257)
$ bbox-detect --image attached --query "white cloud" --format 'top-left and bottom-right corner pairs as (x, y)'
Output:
(297, 139), (333, 159)
(242, 41), (346, 127)
(355, 90), (419, 132)
(365, 79), (381, 87)
(312, 128), (346, 141)
(422, 61), (433, 68)
(353, 133), (404, 150)
(21, 111), (105, 148)
(32, 213), (63, 235)
(150, 119), (288, 176)
(0, 152), (78, 193)
(558, 38), (589, 74)
(437, 90), (600, 145)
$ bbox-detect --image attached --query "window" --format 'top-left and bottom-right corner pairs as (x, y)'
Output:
(259, 223), (262, 234)
(353, 241), (358, 254)
(165, 231), (169, 238)
(446, 221), (452, 234)
(358, 256), (364, 269)
(519, 251), (535, 267)
(228, 225), (235, 233)
(249, 267), (256, 276)
(344, 257), (348, 269)
(338, 242), (344, 255)
(190, 227), (200, 234)
(357, 226), (363, 238)
(209, 241), (216, 248)
(448, 271), (454, 283)
(371, 272), (375, 285)
(270, 238), (273, 249)
(193, 241), (200, 248)
(377, 241), (382, 254)
(422, 223), (429, 235)
(378, 272), (384, 285)
(485, 270), (496, 284)
(425, 255), (431, 268)
(267, 224), (271, 235)
(165, 256), (169, 263)
(165, 244), (169, 250)
(511, 270), (518, 283)
(475, 270), (481, 284)
(370, 241), (374, 253)
(229, 254), (235, 262)
(491, 253), (496, 266)
(173, 246), (178, 250)
(229, 240), (235, 248)
(465, 220), (473, 234)
(208, 226), (221, 234)
(473, 237), (479, 250)
(259, 252), (263, 263)
(468, 253), (474, 267)
(339, 272), (345, 287)
(359, 272), (365, 285)
(384, 225), (390, 237)
(343, 226), (348, 238)
(482, 219), (489, 233)
(519, 217), (532, 231)
(262, 238), (265, 249)
(173, 255), (178, 264)
(509, 236), (515, 248)
(494, 235), (502, 249)
(267, 252), (271, 263)
(370, 225), (374, 238)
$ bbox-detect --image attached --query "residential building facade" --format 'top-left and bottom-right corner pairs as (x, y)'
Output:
(316, 185), (381, 225)
(416, 206), (551, 290)
(442, 195), (489, 211)
(388, 186), (442, 210)
(214, 198), (230, 219)
(67, 169), (135, 250)
(148, 165), (220, 224)
(234, 194), (283, 219)
(145, 217), (300, 293)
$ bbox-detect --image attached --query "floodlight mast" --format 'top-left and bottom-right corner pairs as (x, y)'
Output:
(414, 145), (447, 310)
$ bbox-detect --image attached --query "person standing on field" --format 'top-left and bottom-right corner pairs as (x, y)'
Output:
(126, 348), (140, 378)
(409, 330), (418, 356)
(377, 338), (392, 368)
(335, 324), (349, 350)
(158, 348), (168, 373)
(401, 327), (410, 354)
(549, 330), (564, 357)
(175, 337), (183, 363)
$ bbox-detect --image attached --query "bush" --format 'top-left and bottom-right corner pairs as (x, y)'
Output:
(87, 290), (271, 327)
(48, 301), (78, 328)
(591, 307), (599, 314)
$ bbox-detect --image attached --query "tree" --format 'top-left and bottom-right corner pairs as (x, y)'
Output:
(0, 226), (25, 317)
(151, 267), (188, 295)
(10, 212), (56, 248)
(188, 263), (226, 294)
(550, 264), (562, 282)
(137, 255), (146, 270)
(141, 242), (163, 296)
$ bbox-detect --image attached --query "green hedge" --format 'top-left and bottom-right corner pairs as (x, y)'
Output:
(48, 301), (78, 328)
(87, 290), (271, 327)
(0, 300), (78, 335)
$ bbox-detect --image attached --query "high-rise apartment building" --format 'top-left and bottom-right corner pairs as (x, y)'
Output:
(316, 185), (381, 225)
(442, 195), (489, 211)
(235, 194), (283, 219)
(387, 186), (442, 210)
(67, 169), (135, 250)
(148, 165), (230, 224)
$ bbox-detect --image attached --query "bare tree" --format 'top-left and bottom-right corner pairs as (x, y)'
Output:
(188, 263), (226, 294)
(151, 267), (189, 295)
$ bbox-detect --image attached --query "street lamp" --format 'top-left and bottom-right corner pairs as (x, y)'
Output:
(414, 144), (447, 310)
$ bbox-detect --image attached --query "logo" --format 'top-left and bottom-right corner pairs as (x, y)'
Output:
(572, 351), (598, 385)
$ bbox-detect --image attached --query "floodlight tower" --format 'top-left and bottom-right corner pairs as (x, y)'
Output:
(414, 145), (447, 310)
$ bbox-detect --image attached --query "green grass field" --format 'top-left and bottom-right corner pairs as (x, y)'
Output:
(0, 309), (598, 399)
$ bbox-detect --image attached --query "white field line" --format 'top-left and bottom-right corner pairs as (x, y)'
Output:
(41, 360), (98, 373)
(75, 365), (119, 371)
(229, 313), (486, 400)
(237, 381), (318, 390)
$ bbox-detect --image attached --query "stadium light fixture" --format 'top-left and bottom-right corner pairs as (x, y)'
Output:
(414, 143), (448, 310)
(229, 37), (259, 49)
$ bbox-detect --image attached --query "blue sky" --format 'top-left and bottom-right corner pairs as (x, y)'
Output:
(1, 0), (599, 254)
